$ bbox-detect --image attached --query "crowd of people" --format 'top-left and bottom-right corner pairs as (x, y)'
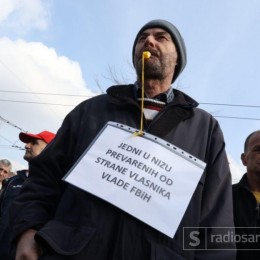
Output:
(0, 19), (259, 259)
(0, 131), (55, 259)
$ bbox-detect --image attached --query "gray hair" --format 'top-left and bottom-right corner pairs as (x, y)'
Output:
(0, 159), (12, 172)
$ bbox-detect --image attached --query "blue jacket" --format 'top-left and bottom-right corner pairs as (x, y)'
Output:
(0, 170), (28, 259)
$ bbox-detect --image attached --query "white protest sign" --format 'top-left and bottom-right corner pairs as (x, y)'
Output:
(64, 122), (206, 238)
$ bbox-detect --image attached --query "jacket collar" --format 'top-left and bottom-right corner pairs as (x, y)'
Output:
(237, 173), (252, 192)
(107, 84), (199, 108)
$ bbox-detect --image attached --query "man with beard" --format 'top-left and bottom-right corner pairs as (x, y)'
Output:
(19, 131), (56, 162)
(233, 130), (260, 259)
(11, 20), (235, 259)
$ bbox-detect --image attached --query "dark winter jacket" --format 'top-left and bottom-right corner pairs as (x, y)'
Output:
(10, 85), (235, 259)
(233, 173), (260, 260)
(0, 170), (28, 259)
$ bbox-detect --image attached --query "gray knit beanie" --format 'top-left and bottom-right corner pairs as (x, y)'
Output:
(132, 19), (187, 83)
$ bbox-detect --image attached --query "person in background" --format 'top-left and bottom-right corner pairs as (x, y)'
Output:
(20, 131), (56, 162)
(0, 159), (12, 191)
(11, 19), (235, 259)
(0, 131), (55, 259)
(233, 130), (260, 260)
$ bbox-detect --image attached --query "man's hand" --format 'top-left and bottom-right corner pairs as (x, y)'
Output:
(15, 229), (42, 260)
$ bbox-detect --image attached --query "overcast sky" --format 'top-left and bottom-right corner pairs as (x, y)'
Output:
(0, 0), (259, 183)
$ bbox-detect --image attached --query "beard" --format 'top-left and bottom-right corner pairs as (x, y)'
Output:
(135, 53), (174, 81)
(23, 151), (32, 162)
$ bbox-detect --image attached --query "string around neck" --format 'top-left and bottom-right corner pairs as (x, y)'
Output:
(134, 51), (151, 137)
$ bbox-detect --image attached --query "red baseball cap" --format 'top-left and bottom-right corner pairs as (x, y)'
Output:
(19, 131), (56, 144)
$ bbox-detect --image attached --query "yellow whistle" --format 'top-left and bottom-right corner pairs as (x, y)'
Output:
(143, 51), (151, 59)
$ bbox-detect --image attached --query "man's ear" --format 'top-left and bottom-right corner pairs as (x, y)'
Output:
(241, 153), (247, 166)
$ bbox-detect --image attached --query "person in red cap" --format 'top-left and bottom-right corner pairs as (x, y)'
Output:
(0, 131), (55, 259)
(19, 131), (56, 162)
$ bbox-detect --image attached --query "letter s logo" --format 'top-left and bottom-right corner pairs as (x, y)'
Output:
(189, 231), (200, 247)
